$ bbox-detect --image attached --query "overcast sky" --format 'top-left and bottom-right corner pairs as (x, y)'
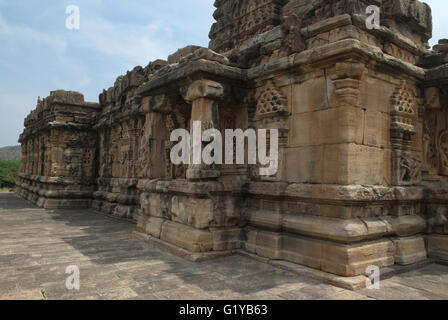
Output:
(0, 0), (446, 148)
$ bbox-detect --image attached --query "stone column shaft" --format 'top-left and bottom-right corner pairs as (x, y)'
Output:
(185, 80), (224, 181)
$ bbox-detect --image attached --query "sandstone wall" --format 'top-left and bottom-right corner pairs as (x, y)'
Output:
(16, 90), (100, 208)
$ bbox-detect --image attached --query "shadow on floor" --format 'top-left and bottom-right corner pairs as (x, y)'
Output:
(0, 193), (41, 210)
(3, 193), (300, 297)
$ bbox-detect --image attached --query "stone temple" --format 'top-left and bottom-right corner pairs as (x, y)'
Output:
(14, 0), (448, 288)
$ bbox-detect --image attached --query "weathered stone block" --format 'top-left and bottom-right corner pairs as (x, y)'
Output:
(136, 215), (148, 234)
(246, 209), (282, 231)
(211, 228), (242, 251)
(171, 196), (214, 229)
(363, 110), (389, 148)
(359, 76), (396, 113)
(428, 234), (448, 261)
(282, 235), (323, 269)
(321, 239), (395, 277)
(244, 229), (258, 254)
(292, 76), (327, 114)
(392, 236), (427, 265)
(289, 106), (364, 147)
(256, 231), (282, 260)
(283, 146), (324, 183)
(382, 215), (426, 236)
(323, 143), (387, 185)
(282, 214), (387, 243)
(160, 221), (213, 253)
(145, 217), (165, 239)
(141, 193), (170, 219)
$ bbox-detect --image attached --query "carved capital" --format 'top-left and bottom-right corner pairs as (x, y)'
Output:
(330, 61), (365, 81)
(329, 61), (366, 107)
(184, 80), (224, 103)
(142, 94), (172, 114)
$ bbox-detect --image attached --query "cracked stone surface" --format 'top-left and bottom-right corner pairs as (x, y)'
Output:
(1, 193), (447, 301)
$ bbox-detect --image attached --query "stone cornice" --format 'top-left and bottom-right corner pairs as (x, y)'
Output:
(247, 38), (426, 80)
(425, 63), (448, 86)
(136, 59), (246, 97)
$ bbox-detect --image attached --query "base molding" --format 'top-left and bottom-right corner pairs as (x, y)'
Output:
(133, 230), (435, 290)
(15, 187), (92, 209)
(132, 231), (234, 262)
(37, 198), (92, 209)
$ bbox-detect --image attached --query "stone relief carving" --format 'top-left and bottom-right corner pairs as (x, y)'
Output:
(399, 154), (422, 184)
(163, 108), (188, 180)
(421, 85), (448, 177)
(390, 81), (421, 185)
(282, 14), (306, 55)
(423, 119), (438, 171)
(136, 116), (150, 178)
(209, 0), (286, 52)
(255, 80), (287, 119)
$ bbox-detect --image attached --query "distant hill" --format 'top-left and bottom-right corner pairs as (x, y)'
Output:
(0, 146), (21, 161)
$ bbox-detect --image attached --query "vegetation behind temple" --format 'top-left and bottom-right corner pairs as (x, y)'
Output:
(0, 159), (21, 190)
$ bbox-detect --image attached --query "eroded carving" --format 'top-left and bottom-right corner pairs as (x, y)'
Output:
(255, 80), (287, 119)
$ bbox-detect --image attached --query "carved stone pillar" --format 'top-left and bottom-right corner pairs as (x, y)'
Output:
(184, 80), (224, 181)
(141, 94), (172, 179)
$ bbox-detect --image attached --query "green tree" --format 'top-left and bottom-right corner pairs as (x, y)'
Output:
(0, 159), (21, 189)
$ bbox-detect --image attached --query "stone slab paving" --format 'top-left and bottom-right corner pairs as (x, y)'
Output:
(0, 193), (447, 300)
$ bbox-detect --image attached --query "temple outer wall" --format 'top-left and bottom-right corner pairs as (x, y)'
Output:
(16, 90), (100, 209)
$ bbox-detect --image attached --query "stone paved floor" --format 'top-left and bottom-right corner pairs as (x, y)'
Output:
(0, 193), (448, 300)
